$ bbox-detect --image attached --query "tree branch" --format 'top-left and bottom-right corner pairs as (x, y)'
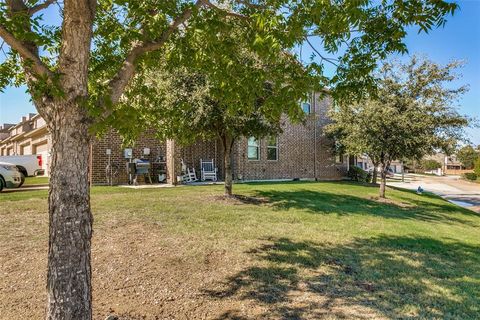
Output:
(106, 2), (202, 106)
(235, 0), (267, 9)
(305, 38), (339, 67)
(0, 24), (53, 77)
(28, 0), (57, 15)
(104, 0), (250, 114)
(203, 0), (249, 19)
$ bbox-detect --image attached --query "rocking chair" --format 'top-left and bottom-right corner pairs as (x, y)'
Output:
(200, 159), (218, 181)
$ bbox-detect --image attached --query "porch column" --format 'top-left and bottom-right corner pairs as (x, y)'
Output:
(166, 139), (182, 185)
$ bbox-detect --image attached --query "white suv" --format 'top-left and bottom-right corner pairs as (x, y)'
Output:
(0, 162), (23, 192)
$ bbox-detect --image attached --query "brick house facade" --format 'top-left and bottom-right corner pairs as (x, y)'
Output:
(0, 93), (348, 183)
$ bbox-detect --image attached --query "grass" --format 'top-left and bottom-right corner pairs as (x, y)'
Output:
(1, 181), (479, 319)
(24, 175), (49, 185)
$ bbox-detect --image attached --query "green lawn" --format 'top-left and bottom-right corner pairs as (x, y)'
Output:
(1, 181), (479, 319)
(23, 175), (49, 185)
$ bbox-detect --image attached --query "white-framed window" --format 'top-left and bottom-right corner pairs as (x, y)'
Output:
(335, 154), (343, 164)
(300, 93), (313, 114)
(247, 137), (259, 160)
(301, 101), (311, 114)
(267, 136), (278, 161)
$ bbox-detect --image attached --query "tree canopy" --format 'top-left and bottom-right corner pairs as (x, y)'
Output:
(457, 145), (479, 169)
(326, 56), (470, 197)
(0, 1), (462, 318)
(119, 19), (318, 195)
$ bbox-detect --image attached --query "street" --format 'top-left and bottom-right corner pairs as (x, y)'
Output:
(388, 174), (480, 213)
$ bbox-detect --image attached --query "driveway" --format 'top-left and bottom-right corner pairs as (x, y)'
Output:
(388, 174), (480, 212)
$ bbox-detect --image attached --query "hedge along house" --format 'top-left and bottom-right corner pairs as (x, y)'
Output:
(0, 93), (348, 184)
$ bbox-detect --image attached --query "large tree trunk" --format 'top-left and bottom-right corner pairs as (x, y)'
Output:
(221, 135), (235, 197)
(46, 105), (93, 320)
(45, 1), (96, 319)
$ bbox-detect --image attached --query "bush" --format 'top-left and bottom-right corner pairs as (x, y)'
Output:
(421, 159), (442, 171)
(348, 166), (370, 182)
(474, 157), (480, 176)
(463, 172), (478, 181)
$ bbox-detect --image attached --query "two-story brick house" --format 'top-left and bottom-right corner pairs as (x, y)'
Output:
(0, 92), (348, 184)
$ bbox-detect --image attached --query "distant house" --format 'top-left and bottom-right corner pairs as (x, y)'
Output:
(0, 93), (349, 184)
(352, 154), (403, 174)
(425, 153), (471, 175)
(0, 114), (51, 174)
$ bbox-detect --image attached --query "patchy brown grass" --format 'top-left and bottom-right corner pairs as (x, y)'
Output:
(1, 182), (479, 319)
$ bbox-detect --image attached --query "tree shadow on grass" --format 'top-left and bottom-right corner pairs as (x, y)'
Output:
(206, 236), (480, 319)
(253, 188), (479, 227)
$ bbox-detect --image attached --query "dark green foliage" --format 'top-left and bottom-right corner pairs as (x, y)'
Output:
(457, 145), (479, 169)
(326, 57), (469, 197)
(463, 172), (477, 181)
(421, 159), (442, 171)
(0, 0), (463, 138)
(119, 19), (319, 145)
(348, 166), (370, 182)
(474, 157), (480, 177)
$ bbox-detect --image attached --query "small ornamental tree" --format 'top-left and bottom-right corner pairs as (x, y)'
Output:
(134, 68), (307, 197)
(120, 21), (317, 196)
(457, 145), (479, 169)
(327, 57), (469, 198)
(422, 159), (442, 171)
(474, 157), (480, 177)
(0, 0), (460, 318)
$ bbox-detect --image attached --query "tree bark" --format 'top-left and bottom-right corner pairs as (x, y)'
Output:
(45, 1), (96, 319)
(221, 134), (235, 197)
(371, 163), (378, 184)
(379, 164), (386, 198)
(46, 104), (93, 320)
(379, 160), (390, 198)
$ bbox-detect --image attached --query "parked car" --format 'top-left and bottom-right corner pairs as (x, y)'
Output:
(0, 154), (44, 179)
(0, 161), (23, 191)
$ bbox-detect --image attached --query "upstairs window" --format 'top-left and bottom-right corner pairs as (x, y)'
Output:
(301, 101), (311, 114)
(267, 136), (278, 161)
(247, 137), (259, 160)
(335, 154), (344, 164)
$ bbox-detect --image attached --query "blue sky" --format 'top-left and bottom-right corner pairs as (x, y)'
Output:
(0, 0), (479, 144)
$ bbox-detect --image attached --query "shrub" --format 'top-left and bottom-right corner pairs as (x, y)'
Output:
(474, 157), (480, 176)
(348, 166), (369, 182)
(463, 172), (478, 181)
(421, 159), (442, 171)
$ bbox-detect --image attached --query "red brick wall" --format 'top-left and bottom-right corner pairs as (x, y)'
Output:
(179, 139), (224, 178)
(90, 94), (346, 185)
(91, 129), (166, 185)
(233, 94), (347, 181)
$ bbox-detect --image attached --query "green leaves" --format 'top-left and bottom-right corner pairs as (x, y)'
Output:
(0, 0), (461, 138)
(326, 56), (470, 166)
(117, 16), (318, 146)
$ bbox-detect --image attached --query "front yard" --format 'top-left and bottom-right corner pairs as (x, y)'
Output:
(1, 181), (479, 319)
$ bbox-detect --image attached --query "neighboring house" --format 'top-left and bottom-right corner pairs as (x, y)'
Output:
(0, 93), (348, 184)
(0, 114), (51, 175)
(425, 153), (472, 175)
(353, 154), (403, 174)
